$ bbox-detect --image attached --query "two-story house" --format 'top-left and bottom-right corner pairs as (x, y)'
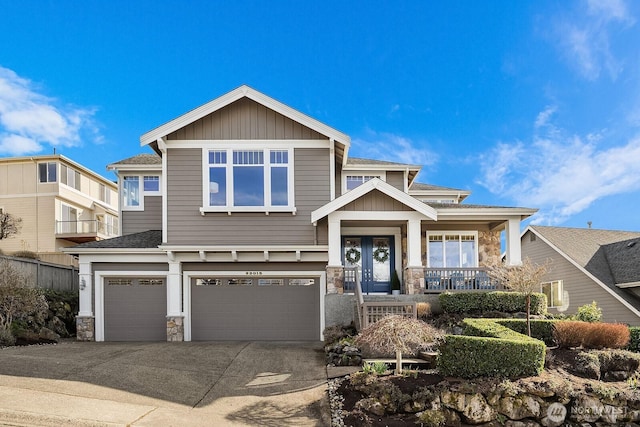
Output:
(69, 86), (536, 342)
(0, 155), (118, 266)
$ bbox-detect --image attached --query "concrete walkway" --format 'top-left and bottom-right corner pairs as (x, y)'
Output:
(0, 341), (330, 426)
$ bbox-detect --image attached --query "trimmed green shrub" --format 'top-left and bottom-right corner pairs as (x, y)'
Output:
(575, 301), (602, 322)
(628, 327), (640, 353)
(437, 318), (545, 378)
(438, 291), (547, 315)
(493, 319), (558, 345)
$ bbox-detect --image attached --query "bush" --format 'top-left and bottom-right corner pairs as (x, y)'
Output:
(628, 327), (640, 352)
(437, 318), (545, 378)
(575, 301), (602, 322)
(323, 324), (356, 345)
(416, 302), (431, 319)
(438, 291), (547, 315)
(493, 319), (558, 345)
(11, 250), (39, 260)
(554, 321), (630, 349)
(0, 328), (15, 346)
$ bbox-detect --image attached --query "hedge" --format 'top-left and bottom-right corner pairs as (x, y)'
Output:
(438, 291), (547, 315)
(494, 319), (558, 345)
(627, 326), (640, 353)
(437, 318), (546, 378)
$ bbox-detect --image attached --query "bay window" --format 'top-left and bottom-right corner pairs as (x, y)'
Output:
(204, 148), (294, 212)
(427, 232), (478, 268)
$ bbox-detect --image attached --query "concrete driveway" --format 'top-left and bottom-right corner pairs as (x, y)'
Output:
(0, 341), (330, 426)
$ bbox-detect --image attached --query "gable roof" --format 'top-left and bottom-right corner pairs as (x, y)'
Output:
(140, 85), (351, 151)
(311, 178), (438, 223)
(525, 225), (640, 315)
(110, 153), (162, 166)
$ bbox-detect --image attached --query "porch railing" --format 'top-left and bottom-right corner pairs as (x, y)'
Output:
(423, 267), (501, 293)
(55, 220), (119, 237)
(344, 266), (358, 293)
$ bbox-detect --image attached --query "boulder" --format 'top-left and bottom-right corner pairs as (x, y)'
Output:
(570, 395), (603, 423)
(38, 327), (60, 343)
(441, 391), (466, 412)
(355, 397), (385, 417)
(498, 395), (542, 420)
(461, 393), (496, 424)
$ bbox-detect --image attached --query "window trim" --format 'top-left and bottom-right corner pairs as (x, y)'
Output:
(38, 162), (58, 183)
(541, 280), (564, 308)
(341, 171), (386, 194)
(426, 231), (479, 268)
(200, 147), (296, 214)
(121, 174), (162, 211)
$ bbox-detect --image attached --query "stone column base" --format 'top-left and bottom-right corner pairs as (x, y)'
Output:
(326, 266), (345, 294)
(76, 316), (95, 341)
(404, 267), (425, 295)
(167, 316), (184, 342)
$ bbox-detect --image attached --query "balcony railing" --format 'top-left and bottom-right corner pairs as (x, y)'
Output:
(423, 267), (502, 293)
(55, 220), (119, 240)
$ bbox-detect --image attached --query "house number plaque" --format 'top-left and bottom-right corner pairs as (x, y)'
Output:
(245, 271), (263, 276)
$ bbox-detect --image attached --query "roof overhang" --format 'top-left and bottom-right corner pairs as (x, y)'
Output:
(311, 178), (438, 223)
(107, 163), (162, 172)
(617, 281), (640, 289)
(139, 85), (351, 151)
(436, 207), (538, 222)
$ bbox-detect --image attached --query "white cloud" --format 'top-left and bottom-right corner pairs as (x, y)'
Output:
(477, 108), (640, 224)
(351, 129), (439, 167)
(0, 66), (100, 156)
(550, 0), (634, 80)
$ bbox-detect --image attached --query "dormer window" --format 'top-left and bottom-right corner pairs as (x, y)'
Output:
(346, 175), (378, 191)
(202, 148), (295, 213)
(122, 175), (161, 210)
(342, 172), (386, 194)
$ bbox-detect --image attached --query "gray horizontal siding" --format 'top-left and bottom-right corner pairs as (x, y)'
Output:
(122, 196), (162, 236)
(522, 231), (640, 325)
(167, 97), (326, 140)
(340, 189), (412, 211)
(166, 148), (330, 246)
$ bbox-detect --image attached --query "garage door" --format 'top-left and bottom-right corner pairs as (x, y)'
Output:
(191, 276), (320, 340)
(104, 277), (167, 341)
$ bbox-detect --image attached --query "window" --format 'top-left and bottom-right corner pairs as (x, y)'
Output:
(205, 148), (293, 211)
(59, 204), (78, 234)
(427, 232), (477, 268)
(289, 278), (315, 286)
(38, 162), (57, 183)
(60, 165), (81, 191)
(143, 176), (160, 192)
(345, 175), (379, 191)
(123, 176), (140, 207)
(258, 278), (284, 286)
(541, 280), (563, 308)
(99, 184), (112, 205)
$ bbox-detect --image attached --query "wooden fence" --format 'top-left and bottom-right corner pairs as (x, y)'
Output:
(0, 255), (79, 292)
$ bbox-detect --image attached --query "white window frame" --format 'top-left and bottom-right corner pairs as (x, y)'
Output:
(38, 162), (57, 183)
(541, 280), (563, 308)
(201, 147), (296, 213)
(121, 174), (162, 211)
(341, 171), (386, 194)
(426, 231), (479, 268)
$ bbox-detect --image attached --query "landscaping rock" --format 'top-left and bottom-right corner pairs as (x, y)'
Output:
(461, 393), (495, 424)
(441, 390), (466, 412)
(498, 395), (542, 420)
(355, 397), (385, 416)
(38, 327), (59, 343)
(46, 316), (68, 337)
(505, 420), (541, 427)
(604, 370), (630, 381)
(570, 395), (604, 423)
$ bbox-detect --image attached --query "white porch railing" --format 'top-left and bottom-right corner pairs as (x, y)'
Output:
(55, 220), (119, 237)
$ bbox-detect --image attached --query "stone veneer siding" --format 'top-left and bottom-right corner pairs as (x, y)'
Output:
(404, 267), (425, 294)
(326, 266), (344, 294)
(76, 316), (95, 341)
(478, 230), (501, 266)
(166, 316), (184, 342)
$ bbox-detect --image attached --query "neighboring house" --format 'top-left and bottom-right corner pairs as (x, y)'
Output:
(522, 225), (640, 325)
(0, 155), (118, 266)
(68, 85), (536, 342)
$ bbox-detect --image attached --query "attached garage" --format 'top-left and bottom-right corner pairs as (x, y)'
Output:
(103, 277), (167, 341)
(190, 276), (320, 340)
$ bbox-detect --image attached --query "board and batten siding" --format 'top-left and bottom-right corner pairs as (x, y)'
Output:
(166, 147), (330, 246)
(166, 97), (327, 141)
(122, 196), (162, 236)
(522, 231), (640, 325)
(339, 189), (412, 212)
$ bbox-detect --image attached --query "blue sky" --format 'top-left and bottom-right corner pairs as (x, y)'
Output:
(1, 0), (639, 231)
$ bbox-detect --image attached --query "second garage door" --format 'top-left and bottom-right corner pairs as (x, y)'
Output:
(191, 276), (320, 340)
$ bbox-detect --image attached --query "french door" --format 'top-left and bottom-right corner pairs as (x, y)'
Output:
(343, 236), (394, 294)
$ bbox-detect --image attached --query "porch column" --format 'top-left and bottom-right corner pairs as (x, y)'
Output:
(404, 216), (425, 294)
(166, 260), (184, 341)
(76, 261), (94, 341)
(505, 217), (522, 266)
(326, 213), (344, 294)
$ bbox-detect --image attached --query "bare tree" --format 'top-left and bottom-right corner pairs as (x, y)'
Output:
(0, 259), (44, 332)
(0, 212), (22, 240)
(354, 315), (441, 374)
(488, 258), (550, 336)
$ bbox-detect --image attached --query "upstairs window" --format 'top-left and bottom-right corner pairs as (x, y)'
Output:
(143, 176), (160, 192)
(123, 176), (140, 208)
(345, 175), (378, 191)
(38, 162), (57, 183)
(60, 165), (81, 191)
(121, 175), (160, 210)
(205, 148), (293, 212)
(99, 184), (112, 205)
(427, 232), (478, 268)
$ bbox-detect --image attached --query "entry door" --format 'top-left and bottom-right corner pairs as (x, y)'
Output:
(343, 236), (394, 294)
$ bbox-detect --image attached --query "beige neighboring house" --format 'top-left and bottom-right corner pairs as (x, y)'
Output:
(0, 155), (119, 266)
(522, 225), (640, 325)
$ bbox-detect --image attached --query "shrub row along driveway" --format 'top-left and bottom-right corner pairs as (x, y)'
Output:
(0, 340), (329, 426)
